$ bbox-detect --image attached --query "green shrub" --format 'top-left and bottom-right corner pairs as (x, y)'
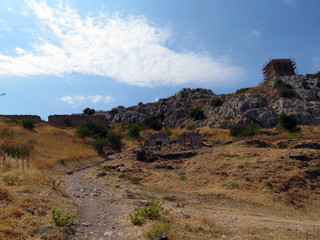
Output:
(83, 107), (95, 115)
(92, 138), (109, 153)
(51, 209), (75, 226)
(162, 127), (172, 136)
(127, 123), (142, 139)
(310, 71), (320, 79)
(144, 221), (172, 239)
(178, 171), (186, 181)
(129, 196), (172, 225)
(186, 124), (196, 130)
(274, 78), (296, 98)
(138, 102), (143, 106)
(278, 113), (299, 132)
(188, 108), (205, 120)
(22, 119), (36, 130)
(107, 131), (122, 150)
(230, 123), (261, 137)
(235, 88), (250, 95)
(0, 142), (33, 158)
(76, 120), (108, 139)
(209, 97), (222, 107)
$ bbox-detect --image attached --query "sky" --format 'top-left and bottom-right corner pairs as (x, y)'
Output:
(0, 0), (319, 120)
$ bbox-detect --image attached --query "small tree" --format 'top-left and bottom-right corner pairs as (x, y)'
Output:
(22, 119), (36, 130)
(278, 113), (299, 132)
(83, 108), (95, 115)
(127, 123), (142, 139)
(189, 108), (205, 120)
(76, 120), (108, 138)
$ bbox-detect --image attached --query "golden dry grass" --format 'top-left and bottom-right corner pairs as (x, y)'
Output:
(0, 118), (100, 239)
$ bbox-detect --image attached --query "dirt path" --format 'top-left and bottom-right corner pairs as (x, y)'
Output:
(62, 155), (128, 240)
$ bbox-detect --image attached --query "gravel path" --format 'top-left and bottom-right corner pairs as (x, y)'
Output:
(62, 156), (128, 240)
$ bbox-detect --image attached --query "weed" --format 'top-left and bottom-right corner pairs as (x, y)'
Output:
(178, 171), (186, 181)
(265, 181), (272, 187)
(58, 159), (65, 165)
(118, 173), (127, 179)
(144, 221), (172, 239)
(245, 177), (251, 182)
(51, 209), (75, 226)
(222, 182), (239, 189)
(97, 171), (107, 178)
(186, 125), (196, 130)
(118, 173), (141, 184)
(235, 87), (250, 95)
(102, 165), (113, 171)
(219, 151), (230, 157)
(129, 196), (172, 225)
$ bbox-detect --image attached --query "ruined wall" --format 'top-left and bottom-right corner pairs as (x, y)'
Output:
(177, 131), (202, 147)
(144, 132), (170, 147)
(48, 114), (106, 127)
(0, 115), (42, 121)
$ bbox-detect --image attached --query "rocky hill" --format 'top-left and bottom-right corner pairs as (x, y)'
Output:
(101, 73), (320, 129)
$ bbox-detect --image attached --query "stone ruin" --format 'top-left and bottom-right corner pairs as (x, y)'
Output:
(176, 131), (202, 147)
(144, 132), (170, 147)
(144, 131), (202, 148)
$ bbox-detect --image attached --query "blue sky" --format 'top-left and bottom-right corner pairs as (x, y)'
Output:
(0, 0), (319, 120)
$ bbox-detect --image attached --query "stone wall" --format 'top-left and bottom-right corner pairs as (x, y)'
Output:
(0, 115), (42, 121)
(48, 114), (106, 127)
(176, 131), (202, 147)
(144, 132), (170, 147)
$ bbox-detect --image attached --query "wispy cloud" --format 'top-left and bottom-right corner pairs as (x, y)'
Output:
(58, 95), (114, 108)
(283, 0), (296, 7)
(251, 29), (261, 37)
(0, 0), (244, 87)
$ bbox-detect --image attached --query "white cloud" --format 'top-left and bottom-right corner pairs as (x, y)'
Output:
(251, 29), (261, 37)
(58, 95), (114, 107)
(283, 0), (296, 7)
(0, 0), (244, 87)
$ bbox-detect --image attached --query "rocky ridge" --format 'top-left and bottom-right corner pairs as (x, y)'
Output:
(102, 74), (320, 129)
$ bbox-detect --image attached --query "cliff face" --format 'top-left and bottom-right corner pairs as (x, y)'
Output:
(101, 74), (320, 129)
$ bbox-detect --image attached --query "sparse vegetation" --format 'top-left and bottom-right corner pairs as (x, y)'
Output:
(209, 97), (223, 107)
(274, 78), (296, 98)
(278, 113), (299, 133)
(162, 127), (172, 136)
(235, 87), (250, 95)
(222, 182), (239, 189)
(129, 196), (171, 225)
(51, 209), (76, 226)
(144, 221), (172, 239)
(178, 171), (186, 181)
(22, 118), (36, 130)
(188, 108), (205, 120)
(143, 114), (162, 131)
(310, 71), (320, 79)
(186, 124), (196, 130)
(230, 123), (261, 137)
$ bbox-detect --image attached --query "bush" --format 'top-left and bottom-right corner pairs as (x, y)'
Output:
(162, 128), (172, 136)
(144, 221), (172, 239)
(188, 108), (205, 120)
(209, 97), (222, 107)
(127, 123), (142, 139)
(230, 123), (261, 137)
(92, 138), (109, 153)
(51, 209), (75, 226)
(76, 120), (108, 139)
(278, 113), (299, 132)
(83, 107), (95, 115)
(310, 71), (320, 79)
(0, 141), (33, 158)
(129, 196), (171, 225)
(22, 119), (36, 130)
(274, 78), (296, 98)
(235, 88), (250, 95)
(107, 131), (122, 150)
(143, 115), (162, 131)
(138, 102), (143, 106)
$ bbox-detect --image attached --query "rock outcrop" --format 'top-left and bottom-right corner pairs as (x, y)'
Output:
(48, 73), (320, 129)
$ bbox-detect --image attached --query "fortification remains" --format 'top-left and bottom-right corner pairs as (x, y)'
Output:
(176, 131), (202, 147)
(144, 132), (170, 147)
(48, 114), (106, 128)
(263, 58), (296, 81)
(0, 115), (41, 121)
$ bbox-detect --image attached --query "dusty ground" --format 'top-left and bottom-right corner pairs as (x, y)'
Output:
(60, 126), (320, 240)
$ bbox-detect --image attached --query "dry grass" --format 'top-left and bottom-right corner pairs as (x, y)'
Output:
(0, 118), (100, 239)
